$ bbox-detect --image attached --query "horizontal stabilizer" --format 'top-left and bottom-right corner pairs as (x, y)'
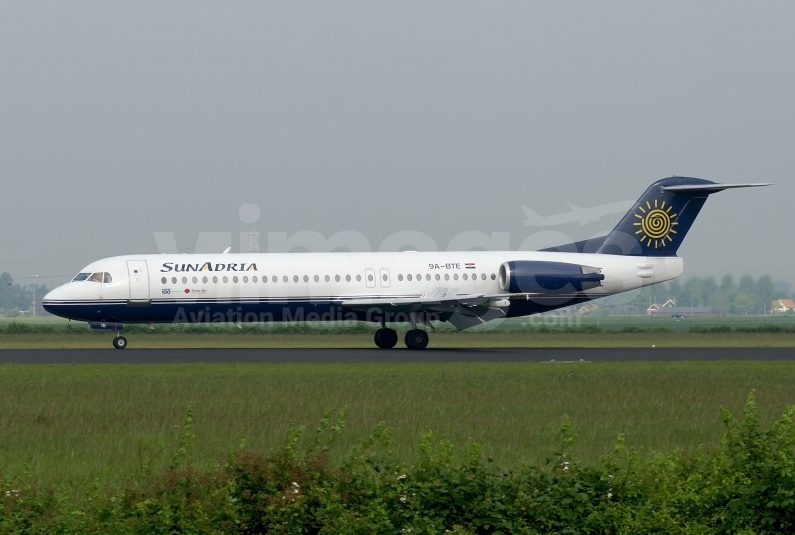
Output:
(661, 183), (772, 194)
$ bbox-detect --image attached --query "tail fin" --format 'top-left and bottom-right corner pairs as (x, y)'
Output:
(596, 177), (770, 257)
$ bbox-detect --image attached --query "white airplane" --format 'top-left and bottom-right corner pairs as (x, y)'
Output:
(522, 200), (634, 226)
(43, 177), (769, 350)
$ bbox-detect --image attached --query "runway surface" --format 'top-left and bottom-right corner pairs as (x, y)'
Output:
(0, 347), (792, 364)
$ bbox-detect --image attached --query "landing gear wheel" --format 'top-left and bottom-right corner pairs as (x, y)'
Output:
(404, 329), (429, 350)
(374, 328), (398, 349)
(112, 336), (128, 350)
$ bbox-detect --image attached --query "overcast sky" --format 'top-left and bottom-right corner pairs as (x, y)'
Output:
(1, 1), (792, 288)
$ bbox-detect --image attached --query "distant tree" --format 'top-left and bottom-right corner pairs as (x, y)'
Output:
(733, 291), (756, 315)
(755, 276), (776, 313)
(683, 278), (704, 307)
(668, 280), (682, 305)
(720, 274), (735, 293)
(710, 292), (732, 316)
(702, 276), (717, 304)
(739, 275), (754, 293)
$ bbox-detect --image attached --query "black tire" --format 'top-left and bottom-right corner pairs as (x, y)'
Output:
(112, 336), (128, 350)
(381, 328), (398, 348)
(375, 328), (398, 349)
(404, 329), (429, 350)
(374, 328), (387, 348)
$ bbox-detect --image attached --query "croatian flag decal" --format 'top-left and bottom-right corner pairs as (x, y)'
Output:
(465, 262), (476, 269)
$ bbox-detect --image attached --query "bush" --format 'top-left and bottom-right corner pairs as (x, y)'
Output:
(1, 394), (793, 533)
(690, 325), (733, 333)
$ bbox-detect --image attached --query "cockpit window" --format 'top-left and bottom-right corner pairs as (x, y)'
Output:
(72, 273), (91, 281)
(86, 272), (112, 283)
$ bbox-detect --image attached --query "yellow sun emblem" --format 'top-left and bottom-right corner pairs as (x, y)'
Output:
(633, 199), (678, 248)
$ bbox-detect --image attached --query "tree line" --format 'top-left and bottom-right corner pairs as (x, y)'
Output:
(623, 274), (782, 315)
(0, 272), (49, 316)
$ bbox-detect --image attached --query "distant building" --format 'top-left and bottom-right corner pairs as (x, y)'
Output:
(646, 299), (677, 314)
(604, 304), (640, 316)
(772, 299), (795, 313)
(648, 304), (717, 317)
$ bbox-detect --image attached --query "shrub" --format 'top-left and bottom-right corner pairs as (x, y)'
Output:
(2, 394), (794, 533)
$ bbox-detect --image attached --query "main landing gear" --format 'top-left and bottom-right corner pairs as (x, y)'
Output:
(373, 312), (431, 350)
(112, 333), (128, 349)
(404, 329), (429, 350)
(374, 328), (398, 349)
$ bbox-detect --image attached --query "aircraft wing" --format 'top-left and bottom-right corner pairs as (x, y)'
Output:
(340, 289), (516, 330)
(339, 288), (509, 310)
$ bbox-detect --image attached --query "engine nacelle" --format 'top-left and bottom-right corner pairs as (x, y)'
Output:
(498, 261), (604, 293)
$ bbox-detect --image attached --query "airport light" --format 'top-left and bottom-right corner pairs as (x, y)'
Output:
(6, 283), (10, 327)
(31, 275), (38, 317)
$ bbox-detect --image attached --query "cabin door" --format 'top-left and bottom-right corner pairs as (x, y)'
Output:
(127, 260), (150, 302)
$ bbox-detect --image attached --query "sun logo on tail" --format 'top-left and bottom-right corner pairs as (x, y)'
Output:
(633, 199), (678, 248)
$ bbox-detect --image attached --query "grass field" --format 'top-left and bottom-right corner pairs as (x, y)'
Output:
(1, 360), (795, 487)
(1, 314), (794, 348)
(1, 331), (794, 348)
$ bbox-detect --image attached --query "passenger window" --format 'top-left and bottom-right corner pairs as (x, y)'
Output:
(435, 274), (440, 281)
(182, 277), (188, 284)
(161, 277), (167, 284)
(192, 276), (198, 284)
(346, 275), (351, 282)
(407, 274), (412, 281)
(223, 276), (229, 283)
(462, 274), (467, 281)
(213, 276), (218, 283)
(252, 276), (258, 283)
(367, 274), (373, 282)
(243, 276), (248, 283)
(293, 275), (299, 282)
(444, 274), (450, 281)
(356, 274), (361, 282)
(491, 273), (496, 280)
(398, 274), (403, 281)
(233, 276), (239, 283)
(325, 275), (330, 282)
(172, 277), (177, 284)
(335, 275), (340, 282)
(303, 275), (308, 282)
(202, 276), (208, 283)
(453, 274), (459, 281)
(283, 276), (288, 283)
(481, 273), (486, 280)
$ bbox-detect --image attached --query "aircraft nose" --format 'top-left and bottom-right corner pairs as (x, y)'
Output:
(43, 287), (63, 302)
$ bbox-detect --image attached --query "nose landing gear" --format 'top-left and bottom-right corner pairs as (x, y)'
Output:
(112, 334), (128, 349)
(89, 322), (127, 349)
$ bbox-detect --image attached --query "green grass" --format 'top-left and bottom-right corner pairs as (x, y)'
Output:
(1, 361), (795, 487)
(0, 331), (793, 347)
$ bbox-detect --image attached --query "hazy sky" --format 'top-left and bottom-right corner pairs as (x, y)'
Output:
(1, 1), (792, 288)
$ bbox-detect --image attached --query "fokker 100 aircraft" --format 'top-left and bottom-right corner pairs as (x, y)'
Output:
(43, 177), (768, 349)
